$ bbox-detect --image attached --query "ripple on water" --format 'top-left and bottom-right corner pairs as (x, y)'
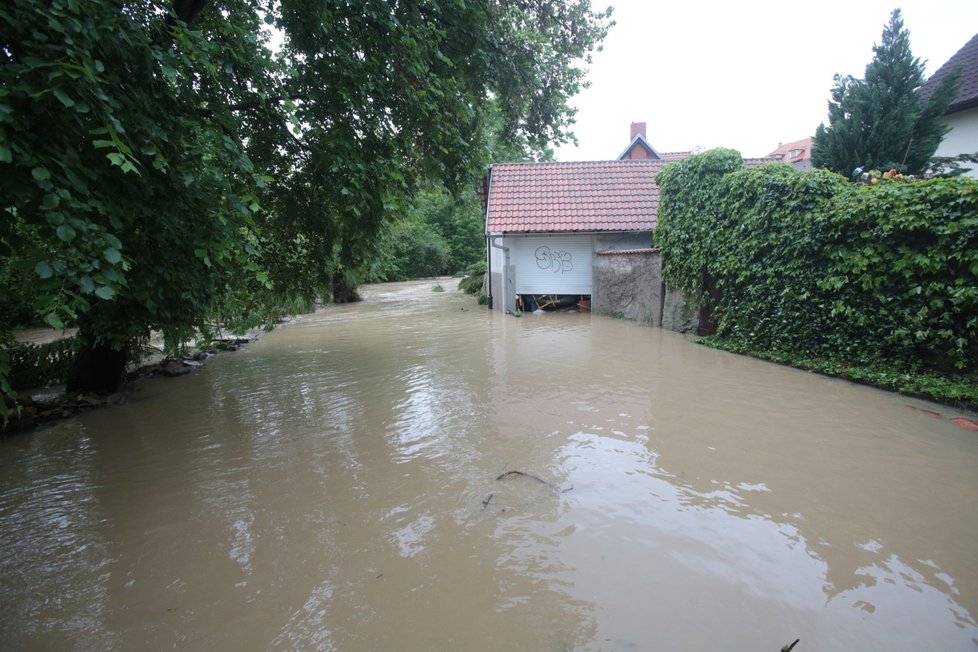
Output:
(2, 280), (978, 651)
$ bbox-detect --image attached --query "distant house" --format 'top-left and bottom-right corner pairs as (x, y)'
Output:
(767, 137), (813, 170)
(618, 122), (690, 162)
(921, 31), (978, 178)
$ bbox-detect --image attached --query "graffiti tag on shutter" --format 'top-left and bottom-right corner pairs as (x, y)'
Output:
(535, 246), (573, 274)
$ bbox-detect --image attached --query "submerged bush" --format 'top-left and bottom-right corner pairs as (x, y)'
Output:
(458, 261), (487, 295)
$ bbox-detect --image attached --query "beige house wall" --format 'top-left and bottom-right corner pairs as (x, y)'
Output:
(935, 108), (978, 179)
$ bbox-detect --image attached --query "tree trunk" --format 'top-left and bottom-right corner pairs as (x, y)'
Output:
(65, 335), (129, 394)
(331, 270), (359, 304)
(696, 272), (722, 336)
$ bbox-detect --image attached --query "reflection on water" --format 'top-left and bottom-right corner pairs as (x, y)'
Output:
(2, 278), (978, 650)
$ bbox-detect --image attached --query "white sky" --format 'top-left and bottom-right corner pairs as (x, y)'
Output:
(552, 0), (978, 161)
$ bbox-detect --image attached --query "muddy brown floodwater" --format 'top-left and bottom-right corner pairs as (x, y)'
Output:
(2, 279), (978, 651)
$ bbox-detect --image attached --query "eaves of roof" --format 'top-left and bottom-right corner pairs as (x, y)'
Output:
(921, 31), (978, 114)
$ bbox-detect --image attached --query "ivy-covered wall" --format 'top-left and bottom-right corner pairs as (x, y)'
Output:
(655, 149), (978, 405)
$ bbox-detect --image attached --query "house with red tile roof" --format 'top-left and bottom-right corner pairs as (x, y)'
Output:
(483, 124), (779, 315)
(485, 160), (661, 313)
(767, 137), (812, 170)
(920, 31), (978, 178)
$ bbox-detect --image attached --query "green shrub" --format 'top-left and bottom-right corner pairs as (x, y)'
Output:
(656, 149), (978, 404)
(458, 260), (487, 294)
(385, 220), (453, 280)
(6, 336), (79, 391)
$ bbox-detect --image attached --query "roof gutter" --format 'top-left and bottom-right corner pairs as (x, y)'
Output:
(495, 229), (653, 237)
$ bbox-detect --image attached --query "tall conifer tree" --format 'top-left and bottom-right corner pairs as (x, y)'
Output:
(811, 9), (958, 176)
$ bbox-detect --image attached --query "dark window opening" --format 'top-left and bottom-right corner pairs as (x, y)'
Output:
(517, 294), (590, 313)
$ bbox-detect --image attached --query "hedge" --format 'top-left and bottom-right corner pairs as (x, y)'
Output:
(655, 149), (978, 406)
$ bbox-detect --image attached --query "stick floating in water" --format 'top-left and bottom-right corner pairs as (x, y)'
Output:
(495, 470), (573, 493)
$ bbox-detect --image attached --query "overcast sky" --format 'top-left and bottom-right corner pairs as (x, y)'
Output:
(552, 1), (978, 161)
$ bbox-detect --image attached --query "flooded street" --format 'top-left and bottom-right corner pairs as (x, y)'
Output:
(2, 279), (978, 650)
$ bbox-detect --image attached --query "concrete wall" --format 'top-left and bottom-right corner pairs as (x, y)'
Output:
(595, 233), (652, 251)
(593, 251), (662, 324)
(660, 287), (701, 333)
(487, 266), (516, 313)
(592, 250), (703, 333)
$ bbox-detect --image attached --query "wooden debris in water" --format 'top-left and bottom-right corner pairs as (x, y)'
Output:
(495, 470), (573, 493)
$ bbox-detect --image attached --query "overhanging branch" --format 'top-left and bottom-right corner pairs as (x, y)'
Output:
(198, 95), (308, 118)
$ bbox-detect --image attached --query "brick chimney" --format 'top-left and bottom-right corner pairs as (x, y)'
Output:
(630, 121), (646, 141)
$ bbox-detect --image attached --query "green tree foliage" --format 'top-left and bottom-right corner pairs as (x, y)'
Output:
(370, 106), (560, 284)
(656, 149), (978, 405)
(811, 9), (959, 177)
(927, 152), (978, 179)
(419, 185), (485, 274)
(0, 0), (612, 411)
(383, 219), (453, 281)
(376, 183), (485, 281)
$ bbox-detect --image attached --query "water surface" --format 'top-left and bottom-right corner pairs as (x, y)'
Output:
(2, 279), (977, 650)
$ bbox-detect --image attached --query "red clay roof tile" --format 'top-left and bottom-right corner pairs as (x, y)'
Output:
(486, 160), (664, 234)
(767, 138), (813, 163)
(486, 157), (779, 234)
(921, 31), (978, 113)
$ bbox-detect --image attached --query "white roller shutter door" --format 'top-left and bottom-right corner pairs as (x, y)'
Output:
(512, 236), (593, 294)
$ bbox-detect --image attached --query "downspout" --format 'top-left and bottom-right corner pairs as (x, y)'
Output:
(483, 166), (494, 309)
(490, 236), (512, 314)
(486, 235), (493, 309)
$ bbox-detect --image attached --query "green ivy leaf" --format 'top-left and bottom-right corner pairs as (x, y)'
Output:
(53, 88), (75, 108)
(94, 286), (115, 300)
(56, 224), (76, 242)
(45, 312), (65, 330)
(41, 193), (60, 209)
